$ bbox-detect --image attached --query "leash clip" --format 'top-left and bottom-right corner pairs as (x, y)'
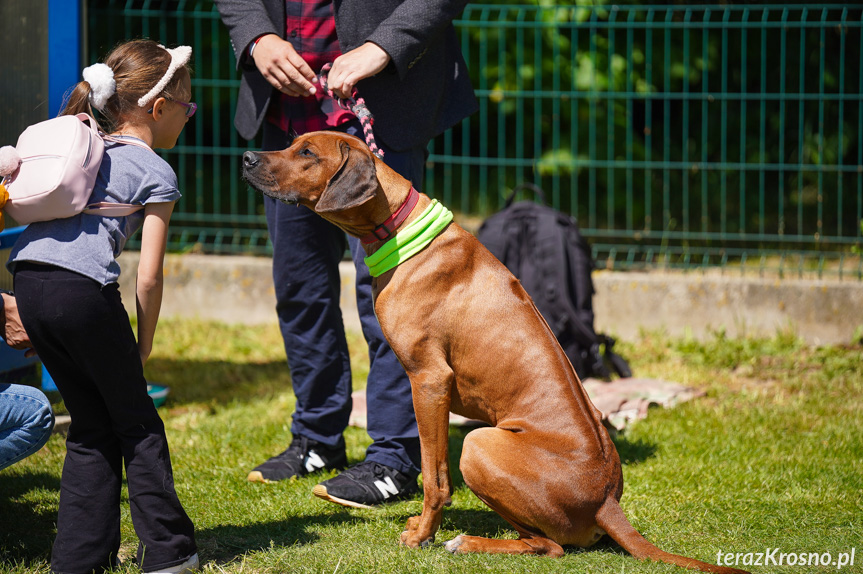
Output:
(319, 63), (384, 159)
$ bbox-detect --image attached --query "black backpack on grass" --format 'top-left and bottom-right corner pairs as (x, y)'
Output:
(478, 183), (631, 381)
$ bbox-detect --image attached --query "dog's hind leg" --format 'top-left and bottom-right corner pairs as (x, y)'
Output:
(445, 534), (564, 557)
(452, 426), (607, 555)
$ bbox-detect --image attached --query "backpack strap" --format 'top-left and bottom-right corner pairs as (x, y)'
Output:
(505, 182), (546, 208)
(535, 209), (598, 349)
(83, 133), (155, 217)
(101, 133), (156, 152)
(82, 202), (144, 217)
(598, 334), (633, 378)
(534, 208), (612, 379)
(482, 184), (548, 271)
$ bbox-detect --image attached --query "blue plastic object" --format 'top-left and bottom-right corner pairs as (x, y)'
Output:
(147, 383), (170, 408)
(41, 366), (58, 392)
(0, 227), (42, 383)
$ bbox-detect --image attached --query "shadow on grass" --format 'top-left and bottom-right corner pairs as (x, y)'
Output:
(406, 508), (634, 561)
(0, 471), (61, 562)
(195, 511), (364, 564)
(438, 508), (511, 539)
(446, 426), (471, 489)
(611, 434), (658, 466)
(564, 536), (630, 557)
(144, 358), (291, 407)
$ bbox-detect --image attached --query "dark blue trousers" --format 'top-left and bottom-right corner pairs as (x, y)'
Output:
(262, 120), (423, 476)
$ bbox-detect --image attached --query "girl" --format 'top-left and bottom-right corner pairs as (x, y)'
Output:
(8, 39), (198, 574)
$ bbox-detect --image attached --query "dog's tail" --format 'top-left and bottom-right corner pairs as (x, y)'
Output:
(595, 497), (749, 574)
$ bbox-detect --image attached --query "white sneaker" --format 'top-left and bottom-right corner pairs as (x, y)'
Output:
(144, 553), (200, 574)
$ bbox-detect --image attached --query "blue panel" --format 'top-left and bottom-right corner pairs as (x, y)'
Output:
(0, 342), (39, 380)
(48, 0), (82, 118)
(42, 366), (58, 392)
(0, 226), (26, 249)
(0, 226), (39, 380)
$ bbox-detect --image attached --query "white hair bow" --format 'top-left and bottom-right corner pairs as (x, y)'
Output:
(82, 63), (116, 110)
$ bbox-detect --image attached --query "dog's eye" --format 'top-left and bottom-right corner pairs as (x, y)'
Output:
(300, 147), (315, 158)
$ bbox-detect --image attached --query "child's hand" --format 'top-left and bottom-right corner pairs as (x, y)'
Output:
(1, 293), (36, 357)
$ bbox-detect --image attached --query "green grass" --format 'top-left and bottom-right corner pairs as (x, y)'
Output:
(1, 319), (861, 573)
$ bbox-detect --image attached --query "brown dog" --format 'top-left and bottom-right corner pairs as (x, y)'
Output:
(242, 131), (748, 574)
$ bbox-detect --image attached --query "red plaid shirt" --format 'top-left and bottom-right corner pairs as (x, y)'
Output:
(265, 0), (355, 134)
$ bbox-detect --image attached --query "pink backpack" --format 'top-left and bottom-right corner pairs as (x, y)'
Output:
(0, 113), (145, 225)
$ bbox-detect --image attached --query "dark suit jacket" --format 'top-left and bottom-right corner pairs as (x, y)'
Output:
(213, 0), (478, 151)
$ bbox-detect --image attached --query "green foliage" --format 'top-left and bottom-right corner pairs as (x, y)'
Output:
(446, 0), (862, 263)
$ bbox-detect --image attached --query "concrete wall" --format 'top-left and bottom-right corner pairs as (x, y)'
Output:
(117, 252), (361, 332)
(117, 252), (863, 345)
(592, 271), (863, 345)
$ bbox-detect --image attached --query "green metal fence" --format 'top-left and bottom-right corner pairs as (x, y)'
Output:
(86, 2), (863, 279)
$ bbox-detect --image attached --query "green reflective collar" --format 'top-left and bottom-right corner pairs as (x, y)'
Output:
(364, 200), (453, 277)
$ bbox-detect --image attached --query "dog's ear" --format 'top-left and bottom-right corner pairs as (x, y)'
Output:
(315, 140), (378, 213)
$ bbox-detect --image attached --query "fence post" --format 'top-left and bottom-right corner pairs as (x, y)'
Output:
(48, 0), (83, 118)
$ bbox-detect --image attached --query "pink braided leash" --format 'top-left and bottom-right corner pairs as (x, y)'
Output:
(319, 63), (384, 159)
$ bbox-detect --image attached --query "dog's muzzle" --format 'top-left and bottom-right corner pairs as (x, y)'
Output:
(241, 151), (298, 204)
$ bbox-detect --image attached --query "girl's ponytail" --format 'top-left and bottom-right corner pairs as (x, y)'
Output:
(61, 61), (117, 133)
(60, 81), (97, 118)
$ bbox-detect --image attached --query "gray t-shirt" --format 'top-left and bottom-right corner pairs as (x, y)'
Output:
(7, 138), (181, 285)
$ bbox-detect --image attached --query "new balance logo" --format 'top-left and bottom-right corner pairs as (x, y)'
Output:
(305, 451), (326, 473)
(374, 476), (399, 499)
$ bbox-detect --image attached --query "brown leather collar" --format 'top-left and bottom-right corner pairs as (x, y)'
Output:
(360, 186), (419, 245)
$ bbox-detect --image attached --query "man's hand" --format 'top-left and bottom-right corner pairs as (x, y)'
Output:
(252, 34), (318, 97)
(327, 43), (391, 99)
(1, 293), (36, 358)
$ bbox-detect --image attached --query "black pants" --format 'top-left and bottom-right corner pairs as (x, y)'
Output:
(14, 263), (196, 574)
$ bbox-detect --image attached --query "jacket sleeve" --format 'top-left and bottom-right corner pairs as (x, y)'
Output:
(212, 0), (281, 70)
(361, 0), (471, 79)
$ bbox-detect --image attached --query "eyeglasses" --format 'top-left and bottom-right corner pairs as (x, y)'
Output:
(167, 98), (197, 118)
(148, 98), (197, 118)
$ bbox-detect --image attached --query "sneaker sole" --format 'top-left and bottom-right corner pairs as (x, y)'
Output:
(143, 553), (200, 574)
(248, 462), (349, 484)
(247, 470), (275, 484)
(312, 484), (374, 510)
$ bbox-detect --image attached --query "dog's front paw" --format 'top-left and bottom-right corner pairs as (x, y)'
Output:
(444, 535), (464, 554)
(404, 515), (421, 532)
(400, 529), (435, 549)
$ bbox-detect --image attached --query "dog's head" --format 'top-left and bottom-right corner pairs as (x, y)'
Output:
(242, 131), (383, 228)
